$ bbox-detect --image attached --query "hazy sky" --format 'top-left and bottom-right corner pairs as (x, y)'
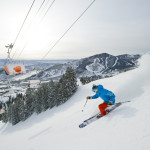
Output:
(0, 0), (150, 60)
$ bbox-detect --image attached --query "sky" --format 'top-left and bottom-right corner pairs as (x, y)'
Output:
(0, 0), (150, 60)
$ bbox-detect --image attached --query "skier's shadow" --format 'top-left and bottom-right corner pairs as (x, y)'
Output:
(106, 105), (137, 120)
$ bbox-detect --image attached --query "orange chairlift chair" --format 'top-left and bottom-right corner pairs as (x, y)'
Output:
(4, 43), (26, 75)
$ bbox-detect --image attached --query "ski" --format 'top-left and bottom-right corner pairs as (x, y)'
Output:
(79, 101), (130, 128)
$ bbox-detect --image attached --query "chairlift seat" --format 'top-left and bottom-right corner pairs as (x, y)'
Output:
(4, 62), (26, 75)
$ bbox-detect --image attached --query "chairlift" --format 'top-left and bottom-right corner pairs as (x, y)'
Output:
(4, 43), (26, 75)
(4, 61), (26, 75)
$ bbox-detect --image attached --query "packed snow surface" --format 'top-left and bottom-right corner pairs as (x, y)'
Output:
(0, 54), (150, 150)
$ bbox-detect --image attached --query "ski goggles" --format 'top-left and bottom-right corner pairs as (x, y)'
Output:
(92, 88), (98, 93)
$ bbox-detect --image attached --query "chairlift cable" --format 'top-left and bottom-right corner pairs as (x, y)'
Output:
(40, 0), (55, 22)
(11, 0), (36, 56)
(16, 0), (47, 60)
(16, 0), (56, 60)
(16, 41), (28, 59)
(34, 0), (96, 78)
(22, 0), (46, 31)
(41, 0), (96, 60)
(38, 0), (52, 17)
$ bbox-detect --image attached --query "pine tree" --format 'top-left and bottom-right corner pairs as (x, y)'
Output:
(17, 98), (26, 121)
(54, 67), (78, 105)
(64, 67), (77, 97)
(47, 80), (57, 108)
(8, 104), (20, 125)
(25, 88), (35, 116)
(1, 111), (8, 123)
(55, 82), (62, 106)
(34, 90), (42, 114)
(58, 75), (67, 103)
(40, 84), (49, 111)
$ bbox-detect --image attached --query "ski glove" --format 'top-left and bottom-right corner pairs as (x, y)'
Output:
(86, 96), (92, 100)
(108, 101), (113, 105)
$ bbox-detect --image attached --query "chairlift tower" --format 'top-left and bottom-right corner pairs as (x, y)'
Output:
(5, 43), (13, 62)
(5, 43), (13, 88)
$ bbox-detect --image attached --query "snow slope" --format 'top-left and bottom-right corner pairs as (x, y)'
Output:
(0, 54), (150, 150)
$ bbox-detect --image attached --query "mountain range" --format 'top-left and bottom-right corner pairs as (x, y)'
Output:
(27, 53), (141, 81)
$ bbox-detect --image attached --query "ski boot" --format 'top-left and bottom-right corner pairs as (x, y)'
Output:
(96, 114), (103, 118)
(106, 109), (111, 114)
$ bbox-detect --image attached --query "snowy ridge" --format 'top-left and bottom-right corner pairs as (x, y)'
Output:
(30, 53), (140, 81)
(0, 54), (150, 150)
(0, 53), (140, 82)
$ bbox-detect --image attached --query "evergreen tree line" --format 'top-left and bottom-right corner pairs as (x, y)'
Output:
(1, 67), (78, 125)
(80, 75), (103, 85)
(80, 67), (136, 85)
(80, 74), (115, 85)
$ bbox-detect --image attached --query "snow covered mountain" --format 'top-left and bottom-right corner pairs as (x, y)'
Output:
(30, 53), (140, 81)
(0, 53), (140, 82)
(0, 54), (150, 150)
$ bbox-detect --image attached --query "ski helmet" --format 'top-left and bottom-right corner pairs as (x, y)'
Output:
(92, 84), (98, 92)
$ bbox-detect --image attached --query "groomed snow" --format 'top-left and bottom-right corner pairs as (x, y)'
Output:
(0, 54), (150, 150)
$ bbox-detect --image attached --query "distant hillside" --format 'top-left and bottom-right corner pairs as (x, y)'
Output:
(0, 53), (141, 82)
(28, 53), (141, 81)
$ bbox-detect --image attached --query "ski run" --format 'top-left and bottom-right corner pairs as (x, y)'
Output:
(0, 54), (150, 150)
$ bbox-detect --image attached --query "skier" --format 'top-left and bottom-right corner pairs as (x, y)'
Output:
(86, 84), (116, 116)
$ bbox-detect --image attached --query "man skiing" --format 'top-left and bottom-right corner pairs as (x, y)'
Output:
(86, 84), (116, 116)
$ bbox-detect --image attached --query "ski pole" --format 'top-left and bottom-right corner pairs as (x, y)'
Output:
(82, 99), (88, 112)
